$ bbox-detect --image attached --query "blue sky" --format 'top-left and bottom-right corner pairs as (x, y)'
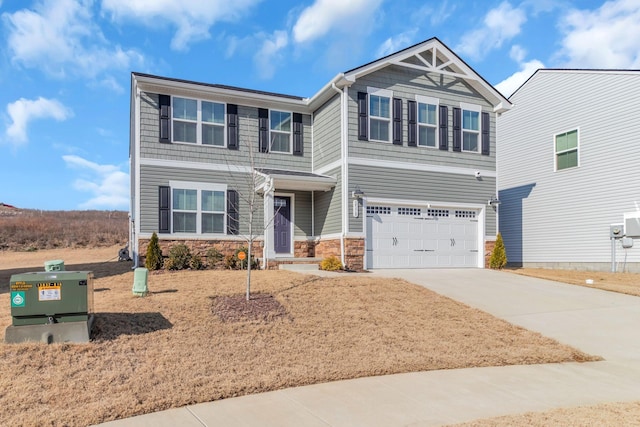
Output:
(1, 0), (639, 211)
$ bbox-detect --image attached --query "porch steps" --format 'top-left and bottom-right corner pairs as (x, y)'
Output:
(275, 258), (322, 271)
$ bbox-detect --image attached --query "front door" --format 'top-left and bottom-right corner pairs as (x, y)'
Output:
(274, 196), (291, 254)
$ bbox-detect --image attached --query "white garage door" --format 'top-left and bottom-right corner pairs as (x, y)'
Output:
(365, 205), (479, 269)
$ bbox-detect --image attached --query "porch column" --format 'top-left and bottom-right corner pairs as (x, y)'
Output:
(263, 182), (275, 262)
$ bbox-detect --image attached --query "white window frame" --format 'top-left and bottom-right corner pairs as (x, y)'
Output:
(367, 87), (393, 143)
(416, 95), (439, 148)
(553, 127), (580, 171)
(168, 181), (228, 235)
(269, 109), (293, 154)
(171, 96), (226, 147)
(460, 102), (481, 153)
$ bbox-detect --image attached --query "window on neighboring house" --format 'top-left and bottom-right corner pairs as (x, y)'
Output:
(555, 129), (579, 170)
(462, 106), (480, 152)
(270, 110), (292, 153)
(368, 88), (391, 142)
(170, 183), (227, 234)
(172, 97), (226, 146)
(417, 96), (438, 147)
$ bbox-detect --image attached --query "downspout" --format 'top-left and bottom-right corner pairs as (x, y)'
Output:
(133, 83), (142, 268)
(331, 83), (348, 267)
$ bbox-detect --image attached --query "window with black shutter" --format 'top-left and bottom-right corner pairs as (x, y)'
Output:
(159, 95), (171, 143)
(357, 92), (368, 140)
(392, 98), (402, 145)
(481, 112), (490, 155)
(293, 113), (303, 156)
(227, 189), (239, 235)
(453, 107), (461, 152)
(158, 186), (170, 233)
(439, 105), (448, 150)
(258, 108), (269, 153)
(227, 104), (238, 150)
(407, 100), (417, 147)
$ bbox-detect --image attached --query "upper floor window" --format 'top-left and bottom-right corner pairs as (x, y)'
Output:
(416, 95), (438, 148)
(270, 110), (291, 153)
(555, 129), (579, 171)
(368, 88), (392, 142)
(461, 104), (480, 152)
(172, 96), (225, 147)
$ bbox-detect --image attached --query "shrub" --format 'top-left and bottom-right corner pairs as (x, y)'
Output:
(206, 247), (224, 269)
(320, 256), (343, 271)
(166, 244), (192, 270)
(190, 254), (204, 270)
(145, 232), (163, 271)
(223, 247), (259, 270)
(489, 233), (507, 269)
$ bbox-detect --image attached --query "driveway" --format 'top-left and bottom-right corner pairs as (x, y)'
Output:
(98, 268), (640, 427)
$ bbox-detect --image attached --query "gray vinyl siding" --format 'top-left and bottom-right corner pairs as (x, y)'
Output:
(498, 70), (640, 269)
(139, 164), (262, 236)
(349, 164), (496, 236)
(139, 92), (312, 171)
(291, 190), (312, 237)
(312, 94), (342, 170)
(348, 65), (496, 171)
(314, 166), (342, 236)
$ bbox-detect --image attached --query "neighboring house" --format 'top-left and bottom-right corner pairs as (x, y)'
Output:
(498, 69), (640, 271)
(129, 37), (511, 270)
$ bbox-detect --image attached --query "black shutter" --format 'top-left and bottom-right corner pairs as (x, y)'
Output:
(407, 100), (417, 147)
(481, 112), (490, 155)
(453, 107), (461, 152)
(357, 92), (368, 140)
(293, 113), (303, 156)
(159, 95), (171, 143)
(159, 186), (170, 233)
(227, 189), (239, 235)
(258, 108), (269, 153)
(439, 105), (448, 151)
(227, 104), (238, 150)
(392, 98), (403, 145)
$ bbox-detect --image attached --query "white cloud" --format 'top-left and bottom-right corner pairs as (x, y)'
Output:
(254, 30), (289, 79)
(495, 59), (544, 98)
(4, 97), (72, 146)
(292, 0), (383, 44)
(63, 155), (129, 209)
(377, 31), (415, 58)
(102, 0), (262, 51)
(556, 0), (640, 68)
(456, 1), (527, 61)
(3, 0), (144, 79)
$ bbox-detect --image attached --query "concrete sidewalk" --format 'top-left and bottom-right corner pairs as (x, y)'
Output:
(96, 269), (640, 427)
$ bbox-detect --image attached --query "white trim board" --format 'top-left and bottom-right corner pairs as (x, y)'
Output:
(349, 157), (496, 178)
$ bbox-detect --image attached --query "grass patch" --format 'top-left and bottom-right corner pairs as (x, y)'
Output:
(0, 264), (597, 427)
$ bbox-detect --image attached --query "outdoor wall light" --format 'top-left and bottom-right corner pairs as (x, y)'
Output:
(352, 186), (364, 199)
(488, 195), (501, 207)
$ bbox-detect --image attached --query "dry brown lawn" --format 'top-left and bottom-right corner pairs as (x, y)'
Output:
(509, 267), (640, 297)
(0, 248), (598, 427)
(449, 401), (640, 426)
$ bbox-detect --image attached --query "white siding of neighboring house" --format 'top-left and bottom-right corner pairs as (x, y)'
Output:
(498, 70), (640, 271)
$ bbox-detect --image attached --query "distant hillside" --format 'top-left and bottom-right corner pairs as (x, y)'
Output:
(0, 208), (128, 251)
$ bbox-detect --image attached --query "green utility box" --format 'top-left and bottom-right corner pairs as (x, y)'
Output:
(44, 259), (65, 272)
(132, 267), (149, 296)
(5, 271), (94, 344)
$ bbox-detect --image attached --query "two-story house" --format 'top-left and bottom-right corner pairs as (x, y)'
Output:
(498, 69), (640, 271)
(129, 37), (511, 270)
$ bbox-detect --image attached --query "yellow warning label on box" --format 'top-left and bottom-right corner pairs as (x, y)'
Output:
(38, 283), (61, 301)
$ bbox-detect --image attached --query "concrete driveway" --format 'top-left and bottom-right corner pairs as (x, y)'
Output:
(97, 268), (640, 427)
